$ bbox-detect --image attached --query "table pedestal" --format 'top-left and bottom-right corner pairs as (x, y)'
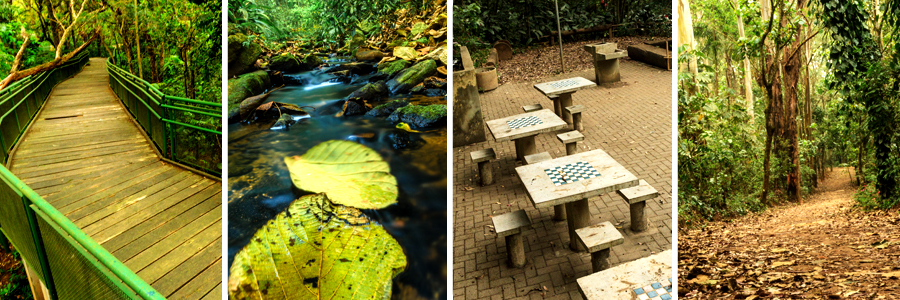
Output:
(552, 97), (562, 117)
(513, 136), (537, 161)
(566, 199), (590, 251)
(559, 92), (574, 124)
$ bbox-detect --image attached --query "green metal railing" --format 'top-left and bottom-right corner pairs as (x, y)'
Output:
(106, 62), (222, 177)
(0, 52), (165, 299)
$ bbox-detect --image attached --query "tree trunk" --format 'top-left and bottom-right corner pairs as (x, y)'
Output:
(0, 33), (97, 90)
(678, 0), (700, 96)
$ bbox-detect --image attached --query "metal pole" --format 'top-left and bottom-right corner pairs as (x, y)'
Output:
(555, 0), (565, 73)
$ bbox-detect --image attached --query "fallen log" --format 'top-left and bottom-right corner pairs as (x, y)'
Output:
(0, 31), (98, 90)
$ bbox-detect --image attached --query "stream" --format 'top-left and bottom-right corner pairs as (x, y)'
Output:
(228, 63), (448, 299)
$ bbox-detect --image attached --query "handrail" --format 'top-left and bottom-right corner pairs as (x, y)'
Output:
(106, 61), (222, 177)
(0, 52), (166, 299)
(0, 166), (165, 300)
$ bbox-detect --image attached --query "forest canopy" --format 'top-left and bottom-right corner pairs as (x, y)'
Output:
(0, 0), (222, 103)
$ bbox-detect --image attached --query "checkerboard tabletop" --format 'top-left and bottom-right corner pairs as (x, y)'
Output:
(549, 79), (580, 89)
(632, 278), (673, 300)
(543, 161), (601, 186)
(506, 115), (543, 129)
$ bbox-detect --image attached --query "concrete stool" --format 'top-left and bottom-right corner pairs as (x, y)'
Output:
(492, 210), (531, 268)
(616, 180), (658, 232)
(523, 104), (543, 112)
(566, 105), (585, 131)
(524, 152), (567, 221)
(470, 148), (496, 186)
(575, 222), (624, 272)
(557, 131), (584, 156)
(548, 94), (561, 116)
(523, 152), (552, 165)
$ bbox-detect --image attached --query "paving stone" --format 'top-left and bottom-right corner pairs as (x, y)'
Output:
(454, 61), (671, 299)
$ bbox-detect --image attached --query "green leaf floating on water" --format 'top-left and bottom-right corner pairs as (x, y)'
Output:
(285, 140), (398, 209)
(229, 193), (407, 299)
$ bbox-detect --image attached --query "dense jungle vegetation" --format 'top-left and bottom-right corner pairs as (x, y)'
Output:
(0, 0), (222, 103)
(677, 0), (900, 227)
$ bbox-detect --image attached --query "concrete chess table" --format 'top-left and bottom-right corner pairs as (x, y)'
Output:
(534, 77), (595, 124)
(485, 109), (567, 161)
(577, 250), (673, 300)
(514, 149), (638, 251)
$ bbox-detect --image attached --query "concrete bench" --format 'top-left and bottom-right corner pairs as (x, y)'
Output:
(524, 152), (566, 221)
(583, 43), (628, 83)
(557, 131), (584, 156)
(616, 180), (659, 232)
(574, 221), (624, 272)
(470, 148), (496, 186)
(565, 105), (585, 131)
(492, 210), (531, 268)
(522, 104), (542, 112)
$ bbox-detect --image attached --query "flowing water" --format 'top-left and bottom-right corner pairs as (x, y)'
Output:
(228, 67), (448, 299)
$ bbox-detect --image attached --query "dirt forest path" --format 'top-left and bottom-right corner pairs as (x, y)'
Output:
(679, 167), (900, 299)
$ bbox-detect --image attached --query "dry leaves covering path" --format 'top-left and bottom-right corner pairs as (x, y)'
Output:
(497, 36), (668, 84)
(679, 168), (900, 299)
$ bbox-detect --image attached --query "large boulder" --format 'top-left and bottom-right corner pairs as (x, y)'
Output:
(356, 50), (384, 62)
(299, 54), (323, 70)
(228, 34), (263, 77)
(324, 62), (376, 75)
(227, 71), (270, 122)
(365, 100), (409, 118)
(347, 81), (388, 101)
(387, 104), (447, 128)
(341, 98), (369, 116)
(269, 53), (300, 72)
(386, 59), (437, 94)
(377, 59), (410, 78)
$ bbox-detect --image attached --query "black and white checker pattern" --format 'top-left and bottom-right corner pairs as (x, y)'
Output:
(544, 161), (601, 186)
(507, 115), (542, 129)
(549, 79), (579, 89)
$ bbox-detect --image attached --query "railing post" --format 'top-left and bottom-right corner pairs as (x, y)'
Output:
(22, 196), (58, 300)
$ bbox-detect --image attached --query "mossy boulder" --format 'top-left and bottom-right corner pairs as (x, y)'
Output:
(377, 60), (410, 78)
(228, 34), (263, 77)
(356, 50), (384, 62)
(365, 100), (409, 118)
(347, 81), (388, 101)
(386, 59), (437, 94)
(299, 54), (323, 70)
(324, 62), (376, 75)
(386, 104), (447, 128)
(227, 70), (270, 122)
(269, 53), (300, 72)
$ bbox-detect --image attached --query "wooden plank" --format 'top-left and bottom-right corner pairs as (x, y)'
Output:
(12, 144), (151, 168)
(153, 239), (221, 294)
(166, 258), (221, 299)
(67, 168), (188, 223)
(21, 155), (153, 186)
(79, 174), (205, 235)
(127, 219), (220, 276)
(55, 165), (172, 215)
(100, 186), (220, 251)
(14, 139), (146, 160)
(14, 136), (146, 158)
(200, 283), (222, 300)
(14, 129), (140, 146)
(114, 199), (220, 262)
(38, 158), (159, 203)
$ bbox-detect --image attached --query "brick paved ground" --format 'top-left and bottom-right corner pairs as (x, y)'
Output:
(452, 59), (673, 299)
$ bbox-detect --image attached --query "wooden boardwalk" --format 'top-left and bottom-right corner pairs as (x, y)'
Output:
(9, 58), (222, 299)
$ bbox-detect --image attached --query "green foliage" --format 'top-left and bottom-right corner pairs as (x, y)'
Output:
(453, 0), (667, 47)
(0, 246), (32, 300)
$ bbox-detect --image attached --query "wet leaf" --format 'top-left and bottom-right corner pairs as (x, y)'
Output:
(393, 46), (417, 61)
(285, 140), (398, 209)
(395, 122), (420, 133)
(229, 193), (407, 300)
